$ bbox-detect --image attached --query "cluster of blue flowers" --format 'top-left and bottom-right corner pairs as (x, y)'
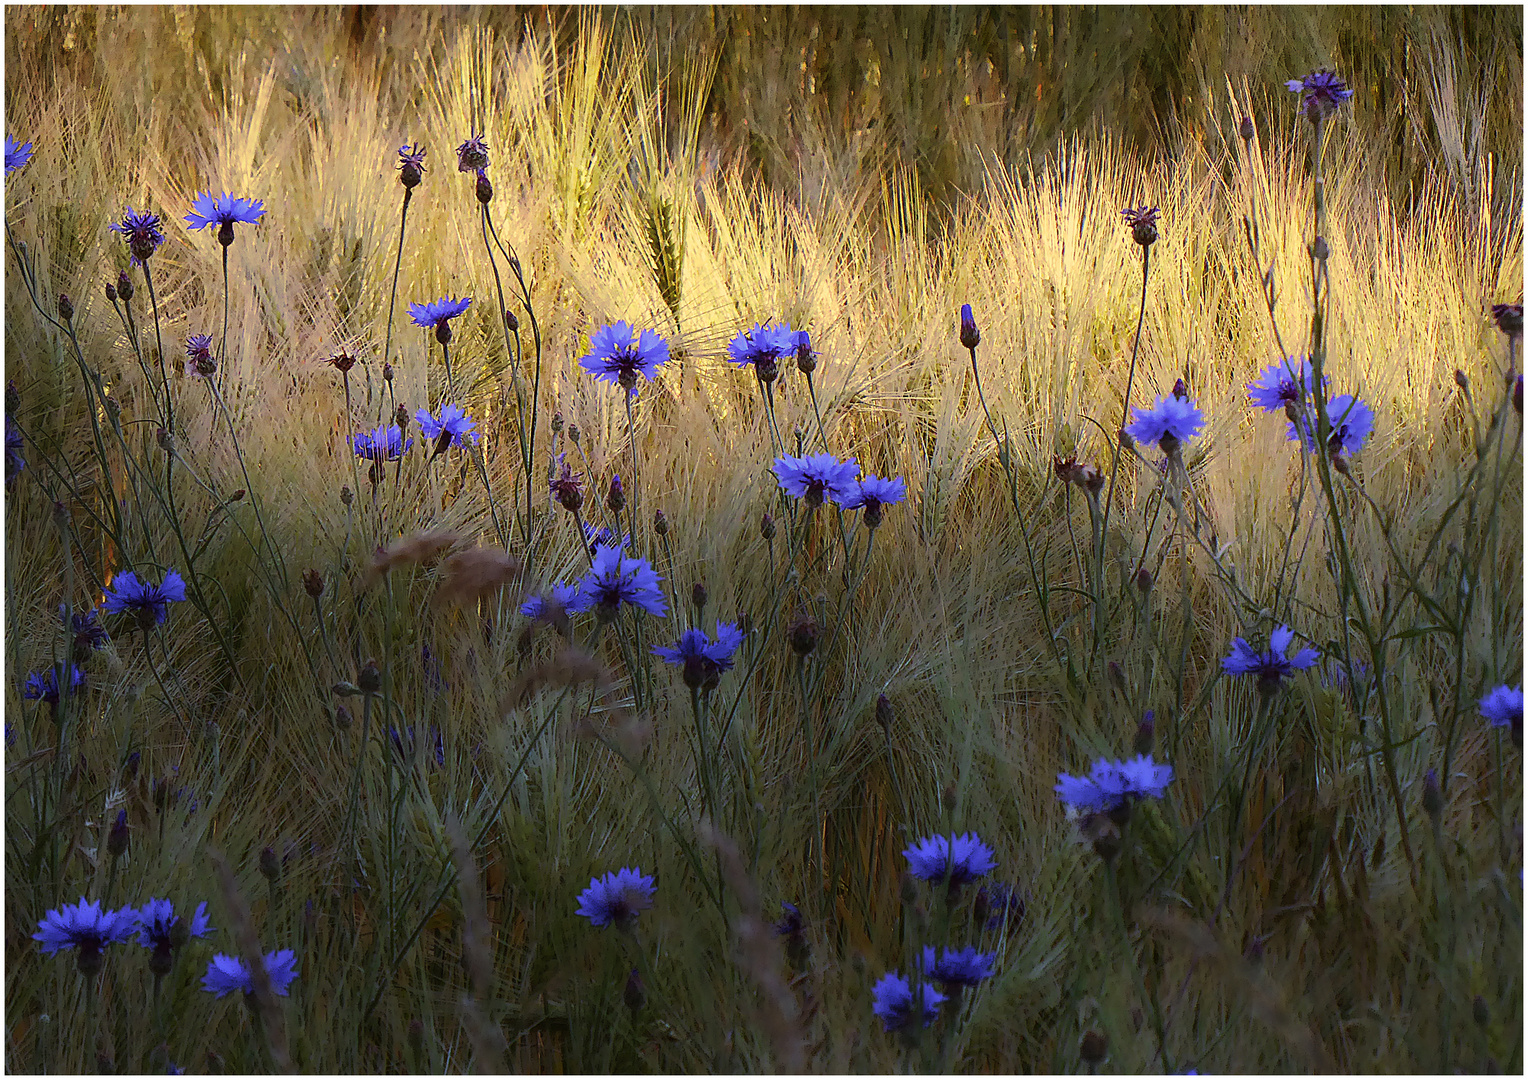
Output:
(773, 452), (907, 522)
(33, 896), (298, 997)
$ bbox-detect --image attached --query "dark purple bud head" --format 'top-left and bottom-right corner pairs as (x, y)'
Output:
(1080, 1030), (1108, 1065)
(303, 569), (324, 598)
(475, 169), (493, 205)
(358, 659), (383, 695)
(1422, 768), (1443, 823)
(606, 474), (625, 514)
(107, 809), (129, 858)
(551, 411), (564, 434)
(504, 308), (519, 332)
(787, 612), (820, 658)
(1238, 115), (1255, 141)
(623, 967), (646, 1013)
(1133, 710), (1155, 756)
(115, 270), (134, 302)
(1134, 567), (1153, 593)
(105, 280), (117, 302)
(653, 507), (668, 535)
(394, 403), (410, 433)
(382, 362), (394, 383)
(340, 484), (354, 506)
(691, 581), (707, 612)
(875, 693), (893, 732)
(959, 303), (980, 350)
(217, 219), (235, 248)
(259, 845), (281, 882)
(760, 512), (776, 541)
(57, 293), (74, 322)
(1454, 369), (1470, 393)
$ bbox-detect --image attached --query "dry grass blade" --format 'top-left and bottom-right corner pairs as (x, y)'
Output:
(359, 530), (466, 591)
(434, 546), (524, 607)
(445, 813), (508, 1073)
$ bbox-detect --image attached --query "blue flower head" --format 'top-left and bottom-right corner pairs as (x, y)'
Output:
(103, 569), (187, 629)
(569, 544), (668, 620)
(1286, 393), (1374, 456)
(871, 972), (945, 1032)
(1055, 755), (1174, 813)
(844, 474), (906, 527)
(201, 949), (299, 998)
(1126, 392), (1205, 451)
(774, 452), (860, 509)
(903, 833), (997, 888)
(728, 321), (795, 379)
(578, 321), (671, 394)
(416, 403), (480, 453)
(1247, 357), (1322, 412)
(183, 191), (266, 245)
(136, 899), (213, 974)
(653, 621), (745, 689)
(456, 131), (489, 173)
(353, 424), (413, 461)
(575, 867), (656, 929)
(34, 898), (140, 975)
(410, 295), (473, 344)
(921, 945), (996, 989)
(582, 521), (630, 551)
(1286, 70), (1355, 120)
(1480, 684), (1523, 729)
(109, 206), (166, 265)
(23, 664), (86, 706)
(6, 135), (34, 175)
(974, 880), (1025, 933)
(1222, 625), (1321, 694)
(520, 581), (578, 622)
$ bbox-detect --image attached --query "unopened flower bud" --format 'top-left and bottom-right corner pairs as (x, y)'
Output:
(623, 967), (646, 1013)
(1422, 768), (1443, 823)
(876, 693), (893, 733)
(394, 403), (410, 432)
(760, 513), (776, 541)
(107, 810), (129, 859)
(551, 412), (564, 434)
(1107, 660), (1127, 692)
(358, 659), (382, 695)
(1473, 994), (1490, 1027)
(156, 427), (174, 454)
(302, 569), (324, 598)
(959, 303), (980, 350)
(1454, 369), (1470, 394)
(115, 271), (134, 302)
(567, 423), (580, 444)
(259, 846), (281, 883)
(606, 475), (625, 514)
(407, 1018), (425, 1055)
(1238, 115), (1255, 141)
(652, 508), (668, 536)
(105, 281), (117, 303)
(1134, 568), (1153, 594)
(57, 293), (74, 322)
(1080, 1030), (1108, 1065)
(475, 169), (493, 205)
(787, 613), (820, 658)
(1133, 710), (1155, 756)
(333, 704), (352, 730)
(794, 332), (816, 376)
(504, 309), (519, 333)
(382, 362), (394, 384)
(691, 582), (707, 612)
(435, 320), (453, 346)
(340, 485), (353, 506)
(1311, 235), (1330, 262)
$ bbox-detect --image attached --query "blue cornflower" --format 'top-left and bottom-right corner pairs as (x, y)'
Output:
(353, 424), (413, 461)
(34, 898), (140, 975)
(1055, 755), (1174, 813)
(409, 295), (473, 344)
(1286, 393), (1374, 456)
(136, 899), (213, 975)
(103, 569), (187, 629)
(959, 304), (980, 349)
(23, 664), (86, 706)
(183, 191), (266, 246)
(728, 320), (796, 379)
(773, 452), (861, 509)
(6, 134), (34, 175)
(582, 521), (630, 551)
(652, 621), (745, 689)
(569, 544), (668, 620)
(921, 945), (996, 989)
(1286, 70), (1354, 120)
(903, 833), (997, 888)
(574, 867), (656, 929)
(6, 414), (23, 487)
(520, 581), (578, 622)
(1247, 357), (1322, 412)
(1222, 625), (1320, 694)
(578, 321), (671, 394)
(870, 972), (945, 1032)
(456, 131), (489, 173)
(201, 949), (300, 998)
(185, 334), (214, 377)
(1480, 684), (1523, 729)
(1126, 392), (1205, 451)
(844, 474), (906, 527)
(416, 403), (479, 453)
(109, 206), (166, 265)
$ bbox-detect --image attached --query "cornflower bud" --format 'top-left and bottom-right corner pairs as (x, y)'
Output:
(340, 485), (353, 507)
(959, 303), (980, 350)
(1134, 567), (1153, 594)
(1080, 1030), (1107, 1066)
(550, 412), (564, 434)
(504, 309), (519, 333)
(105, 281), (117, 303)
(475, 169), (493, 205)
(57, 293), (74, 322)
(259, 846), (281, 883)
(156, 427), (174, 454)
(394, 403), (410, 433)
(302, 569), (324, 598)
(358, 659), (382, 695)
(1454, 369), (1470, 394)
(382, 362), (394, 385)
(1422, 768), (1443, 823)
(623, 967), (646, 1013)
(692, 582), (707, 613)
(115, 270), (134, 302)
(1311, 236), (1330, 262)
(107, 810), (129, 858)
(760, 513), (776, 541)
(875, 693), (893, 734)
(653, 508), (668, 535)
(606, 475), (625, 514)
(787, 613), (820, 657)
(1133, 710), (1155, 756)
(333, 704), (352, 730)
(567, 422), (580, 444)
(1238, 115), (1255, 141)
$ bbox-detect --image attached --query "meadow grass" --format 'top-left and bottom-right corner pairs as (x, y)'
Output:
(4, 8), (1522, 1074)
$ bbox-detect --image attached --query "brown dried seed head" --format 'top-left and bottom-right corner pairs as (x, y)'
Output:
(361, 530), (465, 590)
(435, 547), (523, 607)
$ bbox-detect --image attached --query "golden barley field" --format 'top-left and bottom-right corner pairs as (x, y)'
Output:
(4, 7), (1522, 1074)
